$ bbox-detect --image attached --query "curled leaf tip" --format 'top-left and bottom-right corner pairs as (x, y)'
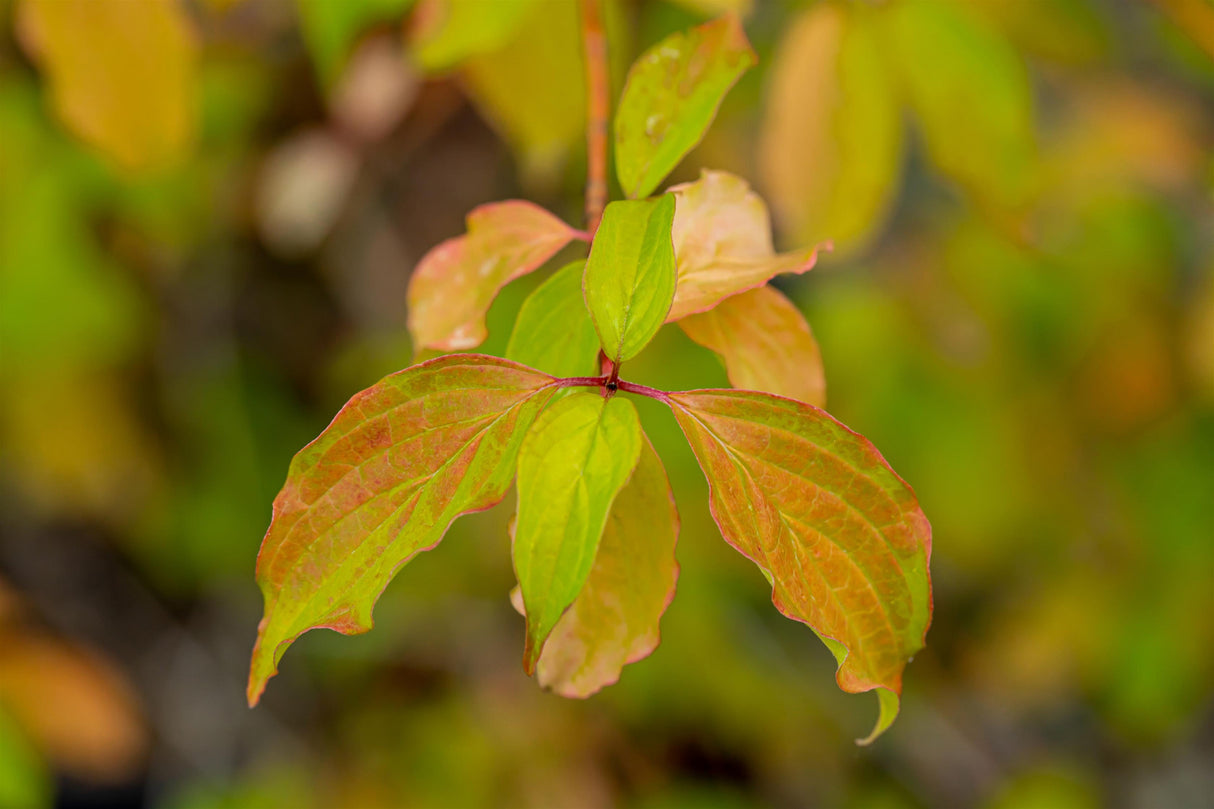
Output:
(856, 687), (901, 746)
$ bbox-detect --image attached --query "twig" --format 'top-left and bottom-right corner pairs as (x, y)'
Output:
(579, 0), (609, 236)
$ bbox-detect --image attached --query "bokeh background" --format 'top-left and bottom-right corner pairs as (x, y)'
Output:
(2, 0), (1213, 806)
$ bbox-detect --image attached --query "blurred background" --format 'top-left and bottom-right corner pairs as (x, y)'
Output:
(1, 0), (1213, 807)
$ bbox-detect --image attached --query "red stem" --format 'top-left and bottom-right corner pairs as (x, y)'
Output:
(579, 0), (609, 236)
(552, 375), (672, 405)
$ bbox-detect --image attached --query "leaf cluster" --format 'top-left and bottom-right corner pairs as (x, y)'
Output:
(249, 12), (932, 744)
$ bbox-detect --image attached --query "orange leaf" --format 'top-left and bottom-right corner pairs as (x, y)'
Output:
(407, 201), (579, 351)
(249, 354), (558, 705)
(668, 389), (931, 742)
(666, 170), (826, 321)
(679, 285), (826, 407)
(511, 435), (680, 697)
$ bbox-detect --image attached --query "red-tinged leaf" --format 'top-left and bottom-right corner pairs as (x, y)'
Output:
(407, 201), (579, 351)
(510, 435), (679, 697)
(667, 389), (931, 742)
(666, 170), (827, 321)
(679, 285), (826, 407)
(248, 354), (558, 706)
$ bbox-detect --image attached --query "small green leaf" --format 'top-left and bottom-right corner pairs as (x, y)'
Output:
(512, 434), (679, 696)
(513, 392), (642, 674)
(248, 354), (557, 706)
(407, 200), (578, 351)
(583, 195), (677, 364)
(614, 14), (756, 199)
(506, 261), (599, 377)
(667, 389), (932, 743)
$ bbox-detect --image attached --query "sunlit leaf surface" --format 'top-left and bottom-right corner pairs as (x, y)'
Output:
(584, 196), (678, 363)
(668, 389), (931, 742)
(407, 200), (578, 351)
(512, 435), (679, 696)
(679, 285), (826, 407)
(513, 393), (642, 674)
(759, 2), (902, 254)
(614, 15), (756, 199)
(16, 0), (198, 171)
(249, 355), (558, 705)
(506, 262), (600, 378)
(667, 170), (824, 320)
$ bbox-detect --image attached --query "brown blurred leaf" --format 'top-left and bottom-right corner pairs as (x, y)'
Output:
(0, 633), (146, 783)
(759, 2), (902, 255)
(17, 0), (198, 171)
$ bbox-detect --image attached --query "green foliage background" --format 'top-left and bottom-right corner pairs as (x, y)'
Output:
(1, 0), (1213, 806)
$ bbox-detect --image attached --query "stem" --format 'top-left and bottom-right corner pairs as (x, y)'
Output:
(551, 375), (673, 405)
(579, 0), (609, 236)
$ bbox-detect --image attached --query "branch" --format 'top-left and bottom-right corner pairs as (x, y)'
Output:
(580, 0), (609, 236)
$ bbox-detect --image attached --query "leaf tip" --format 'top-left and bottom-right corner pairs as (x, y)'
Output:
(854, 687), (901, 746)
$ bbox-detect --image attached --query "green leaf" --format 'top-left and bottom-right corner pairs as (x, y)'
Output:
(667, 389), (932, 743)
(409, 0), (537, 74)
(614, 14), (756, 199)
(0, 708), (49, 809)
(248, 354), (558, 705)
(513, 392), (643, 674)
(880, 0), (1037, 208)
(506, 261), (600, 378)
(667, 170), (824, 320)
(679, 285), (826, 407)
(407, 200), (578, 351)
(583, 195), (677, 364)
(512, 434), (679, 696)
(758, 2), (903, 254)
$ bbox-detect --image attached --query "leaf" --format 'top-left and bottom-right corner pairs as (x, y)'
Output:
(667, 389), (932, 743)
(758, 2), (902, 255)
(409, 0), (536, 73)
(248, 354), (558, 705)
(679, 285), (826, 407)
(506, 262), (600, 378)
(0, 707), (49, 809)
(666, 170), (825, 321)
(407, 201), (579, 351)
(460, 0), (584, 181)
(880, 0), (1037, 208)
(513, 392), (643, 674)
(511, 435), (679, 697)
(583, 196), (678, 363)
(297, 0), (415, 88)
(614, 15), (757, 199)
(16, 0), (198, 171)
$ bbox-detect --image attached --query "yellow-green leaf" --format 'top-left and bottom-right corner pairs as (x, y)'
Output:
(668, 389), (932, 743)
(16, 0), (198, 171)
(409, 0), (536, 73)
(880, 0), (1037, 208)
(248, 354), (558, 706)
(460, 0), (584, 181)
(679, 285), (826, 407)
(615, 15), (757, 199)
(506, 262), (600, 378)
(512, 435), (679, 697)
(667, 170), (824, 321)
(513, 392), (642, 674)
(759, 2), (902, 254)
(407, 200), (579, 351)
(584, 195), (678, 363)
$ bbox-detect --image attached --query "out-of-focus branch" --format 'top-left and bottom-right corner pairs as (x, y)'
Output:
(580, 0), (609, 236)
